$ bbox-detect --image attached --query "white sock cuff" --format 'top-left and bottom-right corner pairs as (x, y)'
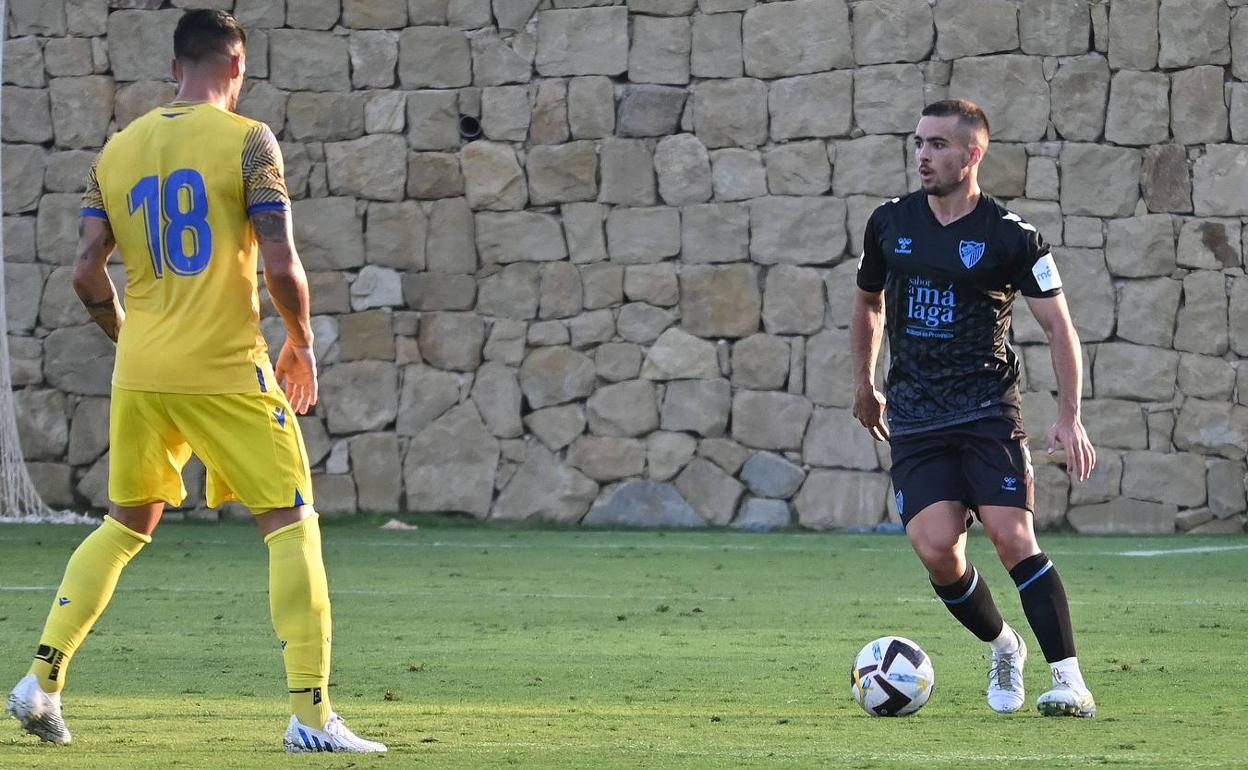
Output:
(989, 624), (1020, 653)
(1050, 656), (1086, 686)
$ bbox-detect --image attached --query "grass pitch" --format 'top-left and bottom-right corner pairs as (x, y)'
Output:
(1, 518), (1245, 769)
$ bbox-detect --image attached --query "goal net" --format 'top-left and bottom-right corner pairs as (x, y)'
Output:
(0, 7), (93, 524)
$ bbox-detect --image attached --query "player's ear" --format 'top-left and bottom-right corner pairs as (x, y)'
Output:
(229, 54), (243, 80)
(171, 58), (181, 84)
(966, 143), (984, 169)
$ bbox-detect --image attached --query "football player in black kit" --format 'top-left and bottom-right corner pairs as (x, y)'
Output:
(851, 99), (1097, 718)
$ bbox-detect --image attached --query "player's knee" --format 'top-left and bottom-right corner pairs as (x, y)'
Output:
(912, 538), (960, 578)
(983, 523), (1008, 549)
(256, 505), (316, 538)
(985, 526), (1037, 568)
(108, 504), (163, 537)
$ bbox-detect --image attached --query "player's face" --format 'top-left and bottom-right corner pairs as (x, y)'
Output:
(913, 115), (978, 197)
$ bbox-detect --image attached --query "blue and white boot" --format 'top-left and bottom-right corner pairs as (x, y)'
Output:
(284, 712), (387, 753)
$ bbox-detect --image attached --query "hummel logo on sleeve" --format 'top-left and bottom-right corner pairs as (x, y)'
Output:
(1002, 211), (1037, 232)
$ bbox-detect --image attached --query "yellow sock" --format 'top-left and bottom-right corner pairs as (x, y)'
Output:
(265, 515), (332, 729)
(30, 515), (150, 693)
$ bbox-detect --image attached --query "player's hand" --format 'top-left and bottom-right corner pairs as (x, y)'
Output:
(852, 385), (890, 442)
(274, 341), (318, 415)
(1048, 414), (1095, 483)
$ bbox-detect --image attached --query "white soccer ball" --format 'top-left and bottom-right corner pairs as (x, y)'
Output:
(850, 636), (935, 717)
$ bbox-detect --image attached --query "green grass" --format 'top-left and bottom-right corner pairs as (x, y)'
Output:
(1, 519), (1245, 769)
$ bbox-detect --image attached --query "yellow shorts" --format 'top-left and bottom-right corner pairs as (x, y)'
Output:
(108, 386), (314, 512)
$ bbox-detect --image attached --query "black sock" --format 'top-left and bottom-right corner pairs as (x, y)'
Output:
(931, 564), (1004, 643)
(1010, 552), (1076, 663)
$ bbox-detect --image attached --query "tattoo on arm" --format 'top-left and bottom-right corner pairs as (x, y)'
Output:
(252, 210), (289, 244)
(86, 302), (121, 343)
(75, 218), (121, 342)
(77, 219), (116, 258)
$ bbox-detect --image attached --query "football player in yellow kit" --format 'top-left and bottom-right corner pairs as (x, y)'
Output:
(6, 10), (385, 753)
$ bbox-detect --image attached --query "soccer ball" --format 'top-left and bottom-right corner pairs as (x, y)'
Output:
(850, 636), (935, 717)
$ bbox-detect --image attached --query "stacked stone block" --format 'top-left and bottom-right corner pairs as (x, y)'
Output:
(5, 0), (1246, 534)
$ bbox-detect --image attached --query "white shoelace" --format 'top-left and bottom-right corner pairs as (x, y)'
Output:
(990, 653), (1021, 690)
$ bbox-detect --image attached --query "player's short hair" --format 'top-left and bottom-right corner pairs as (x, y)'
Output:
(174, 10), (247, 63)
(921, 99), (990, 144)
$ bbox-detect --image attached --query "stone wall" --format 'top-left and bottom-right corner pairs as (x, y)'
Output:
(4, 0), (1246, 534)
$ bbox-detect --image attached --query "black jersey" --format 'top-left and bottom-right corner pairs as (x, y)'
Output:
(856, 191), (1062, 436)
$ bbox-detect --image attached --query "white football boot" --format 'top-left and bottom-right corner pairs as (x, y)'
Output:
(7, 674), (71, 744)
(284, 712), (387, 753)
(1037, 667), (1097, 718)
(986, 631), (1027, 714)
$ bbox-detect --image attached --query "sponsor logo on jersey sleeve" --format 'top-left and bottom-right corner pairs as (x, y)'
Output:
(1032, 253), (1062, 291)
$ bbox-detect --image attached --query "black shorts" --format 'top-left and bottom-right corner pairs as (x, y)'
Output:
(888, 417), (1034, 527)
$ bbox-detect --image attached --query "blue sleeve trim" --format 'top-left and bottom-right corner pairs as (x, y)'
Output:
(81, 207), (109, 220)
(247, 201), (290, 216)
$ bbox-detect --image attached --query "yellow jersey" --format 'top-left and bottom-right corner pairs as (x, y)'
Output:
(82, 101), (289, 394)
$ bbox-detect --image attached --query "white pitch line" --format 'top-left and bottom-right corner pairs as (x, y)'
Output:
(4, 535), (1246, 559)
(894, 596), (1244, 607)
(364, 539), (872, 553)
(0, 584), (736, 602)
(0, 536), (915, 554)
(350, 539), (953, 554)
(460, 742), (1169, 766)
(343, 539), (1248, 560)
(1117, 544), (1248, 557)
(3, 584), (1241, 608)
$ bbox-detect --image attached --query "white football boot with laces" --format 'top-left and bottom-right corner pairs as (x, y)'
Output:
(7, 674), (71, 745)
(284, 712), (387, 753)
(986, 631), (1027, 714)
(1037, 667), (1097, 718)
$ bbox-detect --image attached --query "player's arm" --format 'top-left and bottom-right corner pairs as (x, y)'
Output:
(255, 208), (318, 415)
(73, 157), (123, 342)
(245, 124), (317, 414)
(851, 289), (888, 441)
(851, 211), (890, 441)
(1012, 221), (1095, 482)
(1026, 293), (1095, 483)
(256, 210), (312, 347)
(73, 218), (123, 342)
